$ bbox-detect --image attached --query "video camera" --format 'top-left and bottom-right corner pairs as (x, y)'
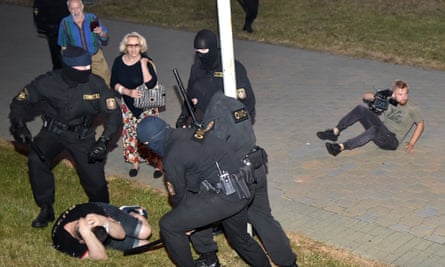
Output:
(365, 88), (397, 114)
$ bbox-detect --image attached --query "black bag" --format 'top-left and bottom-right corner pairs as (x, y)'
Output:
(133, 83), (166, 109)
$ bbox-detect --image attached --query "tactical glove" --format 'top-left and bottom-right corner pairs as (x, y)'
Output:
(10, 122), (32, 144)
(175, 114), (187, 128)
(87, 136), (109, 163)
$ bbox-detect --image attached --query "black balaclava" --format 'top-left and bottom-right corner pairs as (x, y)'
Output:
(61, 46), (92, 83)
(194, 29), (218, 70)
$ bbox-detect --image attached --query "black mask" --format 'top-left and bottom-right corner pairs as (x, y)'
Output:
(194, 29), (218, 70)
(62, 62), (91, 83)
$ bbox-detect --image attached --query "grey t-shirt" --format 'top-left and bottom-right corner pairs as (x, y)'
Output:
(383, 102), (423, 144)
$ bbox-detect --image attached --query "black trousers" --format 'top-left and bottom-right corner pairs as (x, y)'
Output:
(45, 26), (63, 70)
(336, 105), (399, 150)
(160, 190), (270, 267)
(239, 0), (259, 23)
(248, 165), (297, 266)
(28, 129), (109, 207)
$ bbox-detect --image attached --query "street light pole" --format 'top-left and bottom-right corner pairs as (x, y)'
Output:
(216, 0), (237, 98)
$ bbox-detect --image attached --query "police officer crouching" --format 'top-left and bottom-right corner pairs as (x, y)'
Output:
(9, 46), (122, 228)
(137, 117), (271, 267)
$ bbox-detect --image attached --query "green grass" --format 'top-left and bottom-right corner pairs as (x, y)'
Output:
(3, 0), (445, 70)
(0, 141), (386, 266)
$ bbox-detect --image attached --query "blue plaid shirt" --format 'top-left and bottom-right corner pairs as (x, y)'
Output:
(57, 13), (108, 55)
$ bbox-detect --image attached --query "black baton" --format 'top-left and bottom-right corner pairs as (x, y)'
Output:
(172, 68), (202, 128)
(123, 238), (163, 256)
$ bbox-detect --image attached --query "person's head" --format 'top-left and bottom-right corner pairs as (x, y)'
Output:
(119, 32), (148, 56)
(136, 117), (170, 157)
(67, 0), (84, 21)
(194, 29), (218, 69)
(392, 80), (409, 105)
(61, 46), (92, 83)
(72, 221), (108, 243)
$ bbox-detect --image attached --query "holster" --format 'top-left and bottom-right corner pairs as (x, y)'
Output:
(243, 146), (268, 170)
(200, 166), (252, 200)
(42, 115), (91, 140)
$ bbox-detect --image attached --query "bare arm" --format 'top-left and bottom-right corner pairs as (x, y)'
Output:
(78, 218), (108, 260)
(406, 120), (424, 152)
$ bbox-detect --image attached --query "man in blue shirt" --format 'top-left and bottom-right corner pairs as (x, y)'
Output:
(58, 0), (111, 86)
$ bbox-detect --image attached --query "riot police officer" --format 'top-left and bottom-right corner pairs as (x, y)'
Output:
(176, 29), (256, 128)
(33, 0), (69, 69)
(136, 116), (270, 267)
(9, 46), (122, 228)
(192, 91), (298, 267)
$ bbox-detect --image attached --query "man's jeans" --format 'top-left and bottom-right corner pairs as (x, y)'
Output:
(337, 105), (398, 150)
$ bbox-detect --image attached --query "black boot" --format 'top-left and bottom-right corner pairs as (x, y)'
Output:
(31, 204), (55, 228)
(194, 252), (220, 267)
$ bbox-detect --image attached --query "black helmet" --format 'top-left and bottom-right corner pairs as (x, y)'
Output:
(136, 116), (170, 157)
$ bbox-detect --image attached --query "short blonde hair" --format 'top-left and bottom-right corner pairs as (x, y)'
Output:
(119, 32), (148, 54)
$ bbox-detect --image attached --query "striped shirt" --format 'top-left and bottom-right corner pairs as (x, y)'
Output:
(57, 13), (108, 55)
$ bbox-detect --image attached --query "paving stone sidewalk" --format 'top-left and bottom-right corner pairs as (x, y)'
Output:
(1, 4), (445, 266)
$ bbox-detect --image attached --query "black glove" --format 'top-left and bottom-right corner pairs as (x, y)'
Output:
(175, 114), (187, 128)
(10, 122), (32, 144)
(87, 136), (109, 163)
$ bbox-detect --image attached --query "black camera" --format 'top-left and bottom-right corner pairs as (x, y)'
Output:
(365, 88), (397, 114)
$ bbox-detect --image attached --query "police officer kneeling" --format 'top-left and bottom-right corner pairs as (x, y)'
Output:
(137, 116), (271, 267)
(9, 46), (121, 228)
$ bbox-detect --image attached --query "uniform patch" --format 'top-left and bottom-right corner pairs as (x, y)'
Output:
(16, 88), (29, 101)
(166, 181), (176, 196)
(237, 88), (247, 99)
(192, 121), (215, 142)
(232, 108), (249, 123)
(213, 71), (223, 78)
(83, 93), (100, 100)
(106, 98), (117, 110)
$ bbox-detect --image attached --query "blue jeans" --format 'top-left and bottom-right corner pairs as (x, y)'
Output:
(337, 105), (398, 150)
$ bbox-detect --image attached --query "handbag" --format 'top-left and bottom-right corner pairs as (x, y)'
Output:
(133, 58), (166, 109)
(133, 82), (166, 109)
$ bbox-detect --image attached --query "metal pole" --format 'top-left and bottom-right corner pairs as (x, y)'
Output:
(216, 0), (237, 98)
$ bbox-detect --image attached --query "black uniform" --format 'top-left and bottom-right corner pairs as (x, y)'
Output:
(238, 0), (259, 32)
(9, 69), (121, 213)
(33, 0), (69, 69)
(191, 92), (298, 267)
(136, 118), (270, 267)
(176, 29), (256, 127)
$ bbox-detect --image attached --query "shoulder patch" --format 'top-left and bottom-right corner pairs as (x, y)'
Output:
(16, 88), (29, 101)
(232, 108), (249, 123)
(106, 98), (117, 110)
(213, 71), (223, 78)
(192, 121), (215, 142)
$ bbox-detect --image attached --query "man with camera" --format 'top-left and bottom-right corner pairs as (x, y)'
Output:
(316, 80), (424, 156)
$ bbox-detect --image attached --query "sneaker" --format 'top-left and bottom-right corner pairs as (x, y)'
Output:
(316, 129), (338, 141)
(325, 143), (342, 156)
(120, 205), (148, 219)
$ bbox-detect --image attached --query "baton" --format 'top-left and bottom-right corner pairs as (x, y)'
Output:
(123, 238), (163, 256)
(172, 68), (202, 128)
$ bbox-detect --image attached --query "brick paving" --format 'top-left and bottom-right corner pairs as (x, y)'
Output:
(2, 4), (445, 266)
